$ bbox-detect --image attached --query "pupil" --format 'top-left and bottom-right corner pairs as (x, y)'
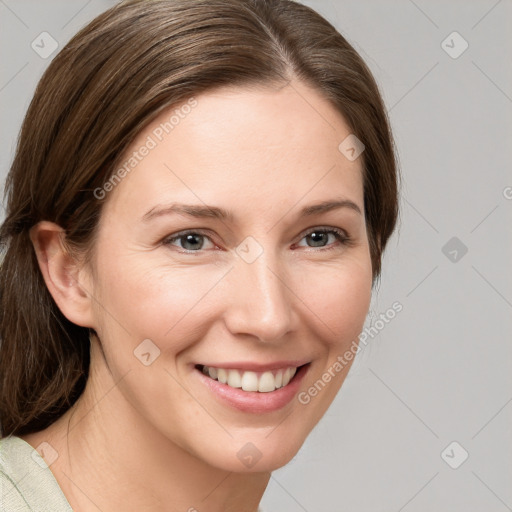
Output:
(183, 234), (203, 250)
(309, 232), (326, 247)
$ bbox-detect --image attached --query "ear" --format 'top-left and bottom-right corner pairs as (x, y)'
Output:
(29, 221), (95, 328)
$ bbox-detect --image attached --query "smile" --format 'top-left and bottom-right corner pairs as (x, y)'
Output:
(194, 362), (310, 413)
(198, 365), (298, 392)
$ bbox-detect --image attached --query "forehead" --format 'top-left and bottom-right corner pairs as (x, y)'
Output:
(102, 81), (364, 220)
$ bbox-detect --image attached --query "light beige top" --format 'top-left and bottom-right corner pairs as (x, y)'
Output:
(1, 435), (266, 511)
(0, 435), (73, 511)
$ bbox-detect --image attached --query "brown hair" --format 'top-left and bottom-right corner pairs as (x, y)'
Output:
(0, 0), (398, 437)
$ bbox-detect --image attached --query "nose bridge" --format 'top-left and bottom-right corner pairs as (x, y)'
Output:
(224, 240), (293, 342)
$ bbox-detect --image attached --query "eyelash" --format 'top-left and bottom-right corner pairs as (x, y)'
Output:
(162, 227), (352, 254)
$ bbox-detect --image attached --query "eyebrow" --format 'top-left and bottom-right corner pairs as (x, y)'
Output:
(141, 198), (362, 223)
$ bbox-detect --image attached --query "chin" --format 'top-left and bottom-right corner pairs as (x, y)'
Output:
(195, 426), (312, 474)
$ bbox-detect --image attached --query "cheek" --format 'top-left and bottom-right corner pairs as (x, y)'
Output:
(296, 256), (373, 344)
(291, 259), (372, 430)
(92, 253), (230, 355)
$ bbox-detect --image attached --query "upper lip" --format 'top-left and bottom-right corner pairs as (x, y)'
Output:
(196, 360), (311, 372)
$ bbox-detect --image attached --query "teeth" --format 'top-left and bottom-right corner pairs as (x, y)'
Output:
(282, 367), (297, 387)
(227, 369), (242, 388)
(201, 365), (299, 392)
(241, 371), (259, 392)
(217, 368), (228, 384)
(258, 371), (276, 392)
(275, 370), (283, 388)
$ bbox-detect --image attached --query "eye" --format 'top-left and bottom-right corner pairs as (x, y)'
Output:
(295, 227), (350, 250)
(162, 227), (351, 254)
(162, 230), (216, 252)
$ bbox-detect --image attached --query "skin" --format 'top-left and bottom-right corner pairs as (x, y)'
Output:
(24, 79), (373, 512)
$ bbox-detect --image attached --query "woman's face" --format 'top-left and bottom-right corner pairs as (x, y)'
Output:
(85, 80), (372, 472)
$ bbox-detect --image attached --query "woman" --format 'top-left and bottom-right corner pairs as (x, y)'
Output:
(0, 0), (398, 510)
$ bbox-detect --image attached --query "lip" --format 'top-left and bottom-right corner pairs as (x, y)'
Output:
(195, 363), (310, 413)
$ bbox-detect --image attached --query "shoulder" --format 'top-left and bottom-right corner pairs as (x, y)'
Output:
(0, 435), (73, 511)
(1, 436), (33, 511)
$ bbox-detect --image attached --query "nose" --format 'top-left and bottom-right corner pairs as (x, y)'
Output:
(222, 248), (295, 343)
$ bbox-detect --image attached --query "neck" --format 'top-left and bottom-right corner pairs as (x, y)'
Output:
(22, 339), (270, 511)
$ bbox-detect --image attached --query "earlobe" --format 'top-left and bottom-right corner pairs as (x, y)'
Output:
(29, 221), (95, 328)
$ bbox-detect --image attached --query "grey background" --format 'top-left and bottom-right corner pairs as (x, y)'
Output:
(1, 1), (511, 511)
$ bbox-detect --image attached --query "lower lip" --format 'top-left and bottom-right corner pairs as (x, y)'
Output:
(196, 364), (310, 413)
